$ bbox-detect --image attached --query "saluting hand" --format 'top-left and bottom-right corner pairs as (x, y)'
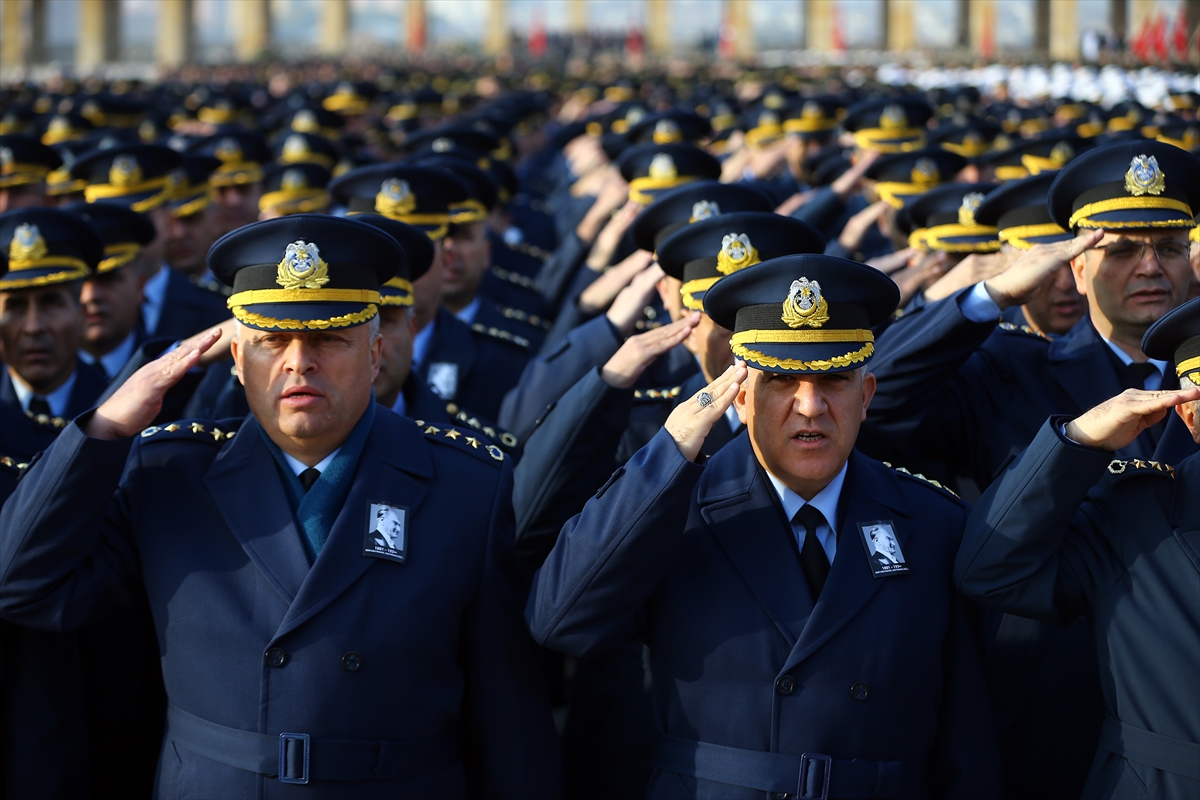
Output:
(601, 312), (699, 389)
(1065, 386), (1200, 452)
(983, 229), (1103, 309)
(665, 362), (747, 462)
(84, 327), (223, 440)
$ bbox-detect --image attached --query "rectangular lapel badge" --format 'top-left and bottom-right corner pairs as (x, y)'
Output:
(364, 502), (409, 564)
(857, 520), (909, 577)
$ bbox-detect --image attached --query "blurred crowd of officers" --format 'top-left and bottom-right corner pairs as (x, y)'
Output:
(0, 60), (1198, 800)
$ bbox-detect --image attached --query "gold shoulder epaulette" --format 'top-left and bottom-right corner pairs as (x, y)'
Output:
(412, 419), (505, 463)
(489, 266), (542, 293)
(498, 304), (552, 331)
(446, 408), (520, 449)
(0, 455), (30, 473)
(139, 420), (239, 443)
(192, 276), (232, 297)
(997, 321), (1049, 340)
(1106, 458), (1175, 478)
(24, 410), (67, 429)
(881, 461), (961, 497)
(503, 239), (551, 262)
(470, 323), (530, 349)
(633, 386), (683, 401)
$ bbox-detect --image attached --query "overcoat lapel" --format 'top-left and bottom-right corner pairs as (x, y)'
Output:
(1048, 321), (1126, 417)
(204, 417), (311, 604)
(275, 410), (433, 639)
(701, 436), (812, 648)
(422, 307), (477, 386)
(783, 453), (913, 673)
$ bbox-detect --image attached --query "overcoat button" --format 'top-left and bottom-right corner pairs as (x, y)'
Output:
(342, 652), (363, 672)
(264, 647), (287, 668)
(850, 681), (870, 700)
(772, 793), (790, 799)
(775, 675), (796, 695)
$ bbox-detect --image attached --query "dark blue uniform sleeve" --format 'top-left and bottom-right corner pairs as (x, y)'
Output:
(526, 428), (705, 657)
(0, 420), (142, 631)
(860, 287), (1002, 466)
(512, 369), (633, 577)
(462, 461), (565, 799)
(955, 419), (1125, 625)
(790, 186), (848, 242)
(536, 229), (591, 313)
(498, 314), (623, 441)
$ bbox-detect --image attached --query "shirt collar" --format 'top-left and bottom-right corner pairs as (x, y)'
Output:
(764, 461), (848, 536)
(281, 448), (340, 477)
(8, 367), (78, 417)
(140, 264), (170, 337)
(412, 316), (436, 369)
(453, 296), (482, 326)
(79, 330), (137, 379)
(1097, 330), (1167, 373)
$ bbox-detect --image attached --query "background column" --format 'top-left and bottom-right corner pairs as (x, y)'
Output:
(234, 0), (271, 62)
(77, 0), (121, 70)
(646, 0), (670, 55)
(321, 0), (350, 55)
(884, 0), (916, 51)
(1, 0), (30, 74)
(1047, 0), (1079, 60)
(406, 0), (427, 54)
(156, 0), (195, 68)
(806, 0), (834, 50)
(484, 0), (508, 55)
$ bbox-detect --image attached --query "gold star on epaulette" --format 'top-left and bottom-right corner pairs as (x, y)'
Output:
(444, 429), (461, 440)
(998, 321), (1049, 340)
(413, 419), (425, 427)
(165, 424), (181, 432)
(1, 456), (29, 471)
(490, 266), (541, 291)
(190, 422), (206, 434)
(888, 463), (960, 497)
(424, 426), (440, 435)
(465, 436), (480, 449)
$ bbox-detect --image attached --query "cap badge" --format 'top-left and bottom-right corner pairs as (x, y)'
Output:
(376, 178), (416, 216)
(653, 119), (682, 144)
(648, 153), (677, 180)
(47, 116), (70, 137)
(782, 277), (830, 329)
(110, 155), (142, 187)
(1049, 140), (1074, 166)
(716, 233), (760, 275)
(958, 192), (985, 226)
(1124, 154), (1165, 197)
(626, 107), (646, 126)
(276, 241), (330, 290)
(431, 137), (453, 152)
(292, 110), (319, 134)
(759, 111), (780, 128)
(215, 137), (243, 163)
(911, 158), (940, 187)
(282, 134), (311, 161)
(281, 168), (308, 191)
(764, 91), (785, 110)
(880, 104), (908, 131)
(962, 131), (982, 147)
(690, 200), (720, 222)
(9, 223), (48, 264)
(802, 101), (824, 120)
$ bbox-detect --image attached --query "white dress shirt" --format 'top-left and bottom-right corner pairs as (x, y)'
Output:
(765, 462), (848, 564)
(9, 368), (77, 417)
(281, 448), (339, 478)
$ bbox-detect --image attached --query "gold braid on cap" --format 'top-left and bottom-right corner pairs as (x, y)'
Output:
(731, 341), (875, 372)
(230, 304), (379, 330)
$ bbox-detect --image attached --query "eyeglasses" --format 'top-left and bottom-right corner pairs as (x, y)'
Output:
(1091, 240), (1192, 265)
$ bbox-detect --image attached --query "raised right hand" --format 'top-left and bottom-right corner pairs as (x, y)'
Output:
(1065, 386), (1200, 452)
(601, 312), (699, 389)
(983, 229), (1102, 309)
(665, 362), (747, 462)
(85, 327), (222, 440)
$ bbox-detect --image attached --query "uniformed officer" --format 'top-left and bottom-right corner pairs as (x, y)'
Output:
(185, 131), (271, 235)
(0, 133), (62, 212)
(956, 296), (1200, 800)
(0, 214), (563, 798)
(528, 253), (1001, 800)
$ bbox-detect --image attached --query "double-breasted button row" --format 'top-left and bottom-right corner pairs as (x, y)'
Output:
(265, 648), (365, 671)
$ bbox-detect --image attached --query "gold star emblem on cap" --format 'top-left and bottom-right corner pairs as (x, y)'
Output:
(375, 178), (416, 216)
(215, 137), (243, 163)
(9, 223), (48, 264)
(281, 168), (308, 191)
(110, 154), (142, 187)
(282, 134), (311, 162)
(958, 192), (985, 226)
(1049, 141), (1074, 166)
(1125, 154), (1166, 196)
(653, 119), (682, 144)
(716, 233), (760, 275)
(911, 158), (940, 187)
(782, 277), (830, 328)
(648, 153), (677, 180)
(690, 200), (720, 222)
(276, 240), (330, 290)
(802, 100), (824, 120)
(880, 104), (908, 130)
(292, 110), (319, 134)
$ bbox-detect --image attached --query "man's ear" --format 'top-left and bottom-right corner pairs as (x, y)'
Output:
(1070, 252), (1090, 296)
(1176, 400), (1200, 442)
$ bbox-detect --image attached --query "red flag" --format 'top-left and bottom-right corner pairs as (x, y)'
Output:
(1131, 15), (1150, 61)
(1153, 11), (1169, 61)
(1172, 4), (1190, 60)
(528, 10), (547, 58)
(626, 25), (644, 56)
(832, 4), (846, 53)
(980, 1), (996, 60)
(718, 10), (736, 60)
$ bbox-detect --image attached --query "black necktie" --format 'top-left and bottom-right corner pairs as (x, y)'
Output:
(299, 468), (321, 492)
(28, 396), (51, 417)
(1128, 362), (1159, 389)
(795, 505), (830, 602)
